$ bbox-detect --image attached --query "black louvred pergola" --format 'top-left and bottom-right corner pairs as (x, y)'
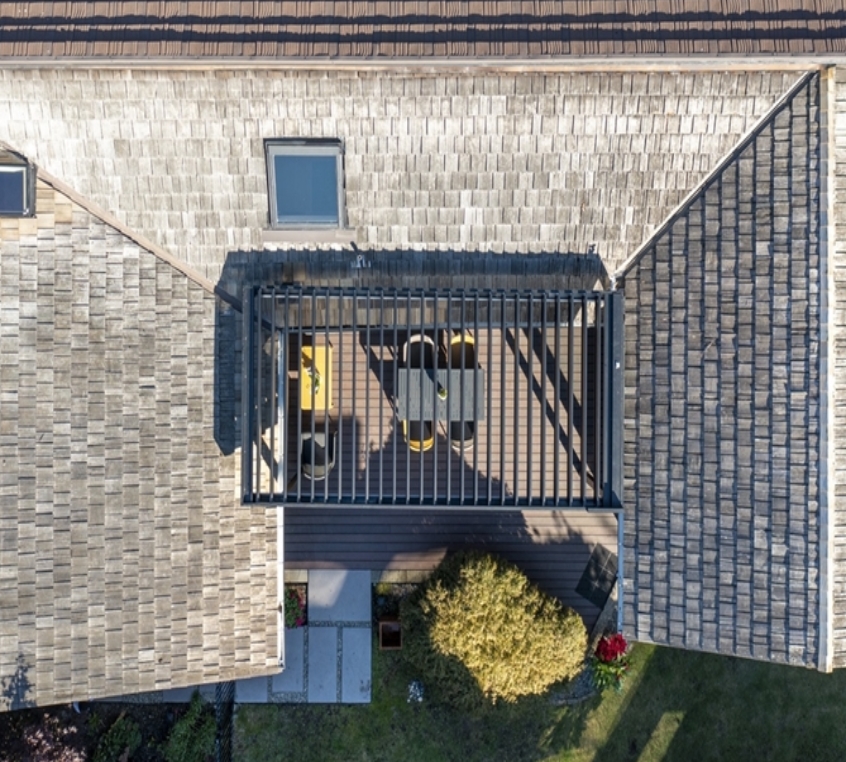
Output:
(242, 287), (623, 509)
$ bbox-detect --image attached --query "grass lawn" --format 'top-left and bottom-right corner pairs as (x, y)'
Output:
(235, 642), (846, 762)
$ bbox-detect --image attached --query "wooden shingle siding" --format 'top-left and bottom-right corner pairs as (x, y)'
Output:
(0, 70), (798, 282)
(620, 74), (822, 667)
(0, 182), (278, 710)
(285, 507), (619, 629)
(0, 2), (842, 59)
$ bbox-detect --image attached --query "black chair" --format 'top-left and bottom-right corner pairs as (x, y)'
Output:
(449, 332), (476, 451)
(301, 430), (337, 480)
(401, 334), (437, 452)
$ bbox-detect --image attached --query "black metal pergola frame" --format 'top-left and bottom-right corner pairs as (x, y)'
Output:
(242, 286), (624, 510)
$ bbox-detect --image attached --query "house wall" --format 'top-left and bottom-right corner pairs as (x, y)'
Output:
(0, 69), (799, 285)
(0, 181), (278, 709)
(620, 74), (823, 667)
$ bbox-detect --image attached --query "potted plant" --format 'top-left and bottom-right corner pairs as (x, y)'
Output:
(283, 585), (307, 628)
(306, 365), (322, 395)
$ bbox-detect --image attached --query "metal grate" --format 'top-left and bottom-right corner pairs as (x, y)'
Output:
(243, 287), (623, 509)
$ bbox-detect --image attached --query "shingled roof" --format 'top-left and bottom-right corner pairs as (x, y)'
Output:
(0, 1), (844, 60)
(0, 68), (801, 283)
(618, 72), (828, 668)
(0, 30), (842, 707)
(0, 170), (278, 710)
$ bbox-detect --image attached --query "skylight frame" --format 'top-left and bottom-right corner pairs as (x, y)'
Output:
(0, 163), (34, 217)
(265, 139), (345, 229)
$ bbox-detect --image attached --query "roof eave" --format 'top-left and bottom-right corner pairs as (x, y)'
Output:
(0, 55), (839, 72)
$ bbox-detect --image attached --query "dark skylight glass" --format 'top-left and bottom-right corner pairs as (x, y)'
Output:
(267, 141), (343, 227)
(0, 167), (26, 215)
(273, 154), (339, 224)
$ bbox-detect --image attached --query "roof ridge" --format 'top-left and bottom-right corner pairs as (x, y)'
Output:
(1, 142), (242, 311)
(613, 69), (819, 282)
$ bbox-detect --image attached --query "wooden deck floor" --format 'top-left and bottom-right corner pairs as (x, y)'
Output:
(285, 507), (619, 627)
(280, 324), (600, 506)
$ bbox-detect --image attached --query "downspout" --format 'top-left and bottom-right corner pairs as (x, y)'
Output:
(817, 67), (836, 673)
(277, 507), (286, 669)
(605, 283), (626, 634)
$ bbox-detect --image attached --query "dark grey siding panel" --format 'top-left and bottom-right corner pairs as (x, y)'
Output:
(622, 74), (822, 667)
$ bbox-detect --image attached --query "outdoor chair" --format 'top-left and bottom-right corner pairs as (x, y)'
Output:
(448, 332), (476, 451)
(401, 334), (437, 453)
(301, 429), (337, 480)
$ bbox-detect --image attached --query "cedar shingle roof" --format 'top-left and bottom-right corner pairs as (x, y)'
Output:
(618, 72), (824, 668)
(0, 2), (843, 59)
(0, 175), (278, 710)
(0, 69), (801, 283)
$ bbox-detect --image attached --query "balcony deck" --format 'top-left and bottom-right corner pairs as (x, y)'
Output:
(281, 321), (601, 506)
(284, 506), (619, 627)
(244, 287), (623, 624)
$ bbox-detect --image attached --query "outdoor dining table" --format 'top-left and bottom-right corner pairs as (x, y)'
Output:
(300, 345), (333, 411)
(396, 368), (486, 422)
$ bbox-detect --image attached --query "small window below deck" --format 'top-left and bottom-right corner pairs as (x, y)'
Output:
(266, 140), (344, 228)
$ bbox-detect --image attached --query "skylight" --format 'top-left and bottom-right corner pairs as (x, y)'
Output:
(266, 140), (344, 228)
(0, 164), (31, 216)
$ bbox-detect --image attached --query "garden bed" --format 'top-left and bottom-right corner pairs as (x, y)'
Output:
(0, 701), (199, 762)
(284, 583), (308, 628)
(372, 581), (418, 625)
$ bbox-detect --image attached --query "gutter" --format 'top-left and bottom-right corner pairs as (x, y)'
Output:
(0, 57), (835, 73)
(617, 510), (625, 634)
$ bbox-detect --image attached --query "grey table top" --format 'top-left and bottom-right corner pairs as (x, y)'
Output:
(396, 368), (486, 422)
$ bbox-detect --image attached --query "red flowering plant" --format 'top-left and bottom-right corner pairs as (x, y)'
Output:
(590, 633), (630, 692)
(284, 585), (307, 628)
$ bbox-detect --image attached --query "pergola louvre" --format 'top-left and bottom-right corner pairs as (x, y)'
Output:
(242, 286), (623, 510)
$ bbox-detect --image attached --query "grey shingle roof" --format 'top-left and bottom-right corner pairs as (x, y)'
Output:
(0, 177), (278, 710)
(0, 2), (843, 59)
(618, 72), (824, 667)
(0, 55), (837, 697)
(0, 69), (800, 282)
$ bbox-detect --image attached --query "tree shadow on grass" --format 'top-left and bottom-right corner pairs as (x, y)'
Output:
(536, 694), (603, 756)
(372, 640), (599, 762)
(587, 644), (846, 762)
